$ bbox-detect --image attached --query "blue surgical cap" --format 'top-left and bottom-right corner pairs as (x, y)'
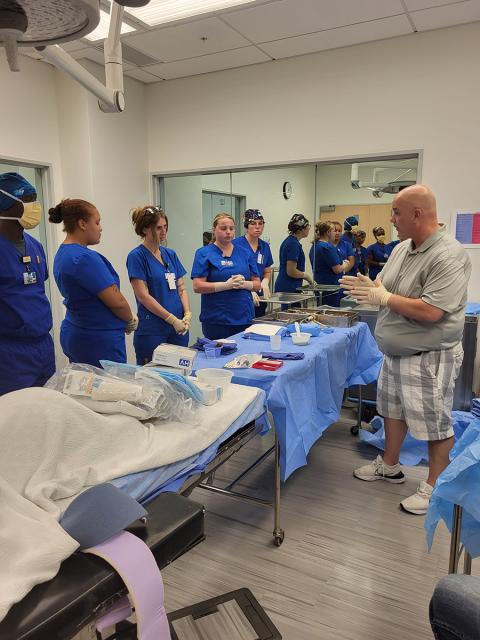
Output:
(0, 172), (36, 212)
(344, 215), (359, 230)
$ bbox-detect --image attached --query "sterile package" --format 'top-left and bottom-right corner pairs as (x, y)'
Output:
(46, 363), (201, 424)
(243, 324), (283, 337)
(224, 354), (263, 369)
(152, 343), (197, 372)
(187, 376), (223, 406)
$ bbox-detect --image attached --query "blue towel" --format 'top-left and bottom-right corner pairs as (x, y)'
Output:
(242, 327), (288, 342)
(191, 337), (238, 355)
(261, 352), (305, 360)
(285, 323), (335, 336)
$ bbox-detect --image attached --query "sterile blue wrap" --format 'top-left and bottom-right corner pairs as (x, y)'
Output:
(360, 412), (473, 465)
(425, 415), (480, 558)
(242, 327), (288, 341)
(285, 323), (331, 337)
(194, 322), (382, 480)
(466, 303), (480, 316)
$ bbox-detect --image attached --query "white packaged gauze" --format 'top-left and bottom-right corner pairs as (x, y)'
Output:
(63, 370), (143, 402)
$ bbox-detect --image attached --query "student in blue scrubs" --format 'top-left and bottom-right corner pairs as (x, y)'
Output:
(340, 215), (359, 249)
(0, 172), (55, 395)
(309, 221), (348, 307)
(49, 199), (136, 367)
(367, 226), (394, 281)
(192, 212), (261, 340)
(333, 220), (355, 272)
(232, 209), (273, 318)
(127, 206), (191, 365)
(353, 229), (368, 275)
(275, 214), (314, 293)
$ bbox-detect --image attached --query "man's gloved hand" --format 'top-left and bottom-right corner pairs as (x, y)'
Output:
(261, 277), (271, 299)
(182, 311), (192, 330)
(165, 313), (188, 334)
(125, 314), (138, 335)
(304, 273), (314, 286)
(251, 291), (261, 306)
(340, 274), (391, 306)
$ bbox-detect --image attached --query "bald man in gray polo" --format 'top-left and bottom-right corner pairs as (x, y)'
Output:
(341, 185), (471, 515)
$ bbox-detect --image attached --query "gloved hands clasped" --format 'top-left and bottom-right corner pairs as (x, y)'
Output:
(182, 311), (192, 330)
(339, 273), (392, 306)
(125, 314), (138, 334)
(165, 312), (188, 335)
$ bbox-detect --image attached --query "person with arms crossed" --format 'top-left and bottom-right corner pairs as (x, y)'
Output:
(340, 185), (471, 515)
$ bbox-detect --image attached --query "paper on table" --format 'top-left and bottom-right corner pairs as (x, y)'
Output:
(243, 324), (282, 337)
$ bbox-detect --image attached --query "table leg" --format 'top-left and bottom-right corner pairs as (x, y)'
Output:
(449, 504), (463, 573)
(273, 432), (284, 546)
(350, 384), (362, 435)
(464, 551), (472, 575)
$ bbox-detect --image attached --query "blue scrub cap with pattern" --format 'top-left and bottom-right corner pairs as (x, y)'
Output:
(243, 209), (264, 227)
(0, 172), (36, 212)
(288, 213), (310, 232)
(344, 215), (359, 230)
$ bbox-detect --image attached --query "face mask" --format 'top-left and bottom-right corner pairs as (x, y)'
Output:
(349, 224), (358, 232)
(376, 234), (386, 242)
(0, 189), (42, 229)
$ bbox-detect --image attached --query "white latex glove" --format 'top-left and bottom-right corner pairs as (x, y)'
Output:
(165, 313), (188, 334)
(214, 276), (238, 292)
(261, 277), (270, 299)
(340, 274), (391, 306)
(182, 311), (192, 330)
(231, 275), (247, 289)
(125, 314), (138, 335)
(304, 273), (314, 286)
(251, 291), (261, 306)
(342, 260), (350, 272)
(236, 280), (254, 291)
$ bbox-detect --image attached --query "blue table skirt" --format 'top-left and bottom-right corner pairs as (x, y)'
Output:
(194, 322), (383, 481)
(426, 413), (480, 558)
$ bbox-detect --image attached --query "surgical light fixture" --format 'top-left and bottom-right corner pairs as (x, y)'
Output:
(83, 8), (135, 40)
(123, 0), (256, 27)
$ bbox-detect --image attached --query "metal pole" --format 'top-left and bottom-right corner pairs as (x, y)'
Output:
(357, 384), (363, 431)
(273, 432), (284, 545)
(224, 445), (275, 491)
(449, 504), (463, 573)
(464, 551), (472, 575)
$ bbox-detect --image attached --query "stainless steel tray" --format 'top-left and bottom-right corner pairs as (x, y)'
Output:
(312, 309), (359, 327)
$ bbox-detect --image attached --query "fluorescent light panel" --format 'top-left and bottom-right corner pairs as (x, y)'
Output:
(125, 0), (257, 27)
(84, 9), (136, 41)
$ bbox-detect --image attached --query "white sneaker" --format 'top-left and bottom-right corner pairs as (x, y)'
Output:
(400, 481), (433, 515)
(354, 454), (405, 483)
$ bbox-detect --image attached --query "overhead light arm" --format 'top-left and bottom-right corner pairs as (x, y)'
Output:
(37, 2), (125, 113)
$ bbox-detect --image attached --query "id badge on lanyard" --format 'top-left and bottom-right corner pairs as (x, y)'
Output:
(257, 253), (263, 265)
(22, 255), (37, 285)
(165, 272), (176, 290)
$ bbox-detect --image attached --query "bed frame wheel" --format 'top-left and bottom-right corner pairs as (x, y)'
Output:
(350, 425), (359, 435)
(273, 530), (285, 546)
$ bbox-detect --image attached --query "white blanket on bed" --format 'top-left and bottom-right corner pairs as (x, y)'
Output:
(0, 384), (262, 622)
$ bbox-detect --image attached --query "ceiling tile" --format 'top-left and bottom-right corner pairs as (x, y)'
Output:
(123, 16), (251, 62)
(144, 46), (270, 79)
(261, 14), (412, 58)
(410, 0), (480, 30)
(125, 68), (163, 83)
(404, 0), (462, 10)
(222, 0), (404, 43)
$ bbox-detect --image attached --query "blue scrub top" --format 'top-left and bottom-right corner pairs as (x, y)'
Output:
(309, 240), (341, 284)
(275, 235), (305, 293)
(340, 232), (355, 249)
(367, 241), (393, 281)
(54, 244), (125, 330)
(126, 245), (186, 336)
(191, 243), (259, 325)
(0, 233), (52, 338)
(336, 239), (354, 262)
(353, 245), (368, 275)
(232, 235), (273, 281)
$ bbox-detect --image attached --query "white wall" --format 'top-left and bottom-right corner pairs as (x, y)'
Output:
(146, 22), (480, 301)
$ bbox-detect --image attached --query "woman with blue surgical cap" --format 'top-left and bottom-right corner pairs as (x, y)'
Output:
(275, 214), (314, 293)
(127, 206), (191, 365)
(367, 226), (394, 281)
(49, 199), (137, 367)
(0, 172), (55, 395)
(192, 212), (261, 340)
(340, 215), (359, 248)
(232, 209), (273, 317)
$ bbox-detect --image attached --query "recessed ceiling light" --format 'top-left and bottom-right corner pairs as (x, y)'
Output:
(124, 0), (257, 27)
(84, 9), (136, 42)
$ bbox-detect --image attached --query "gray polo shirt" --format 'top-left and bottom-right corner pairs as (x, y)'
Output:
(375, 226), (471, 357)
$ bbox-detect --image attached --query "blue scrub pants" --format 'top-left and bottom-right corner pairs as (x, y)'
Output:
(0, 334), (55, 395)
(202, 323), (250, 340)
(255, 302), (268, 318)
(133, 330), (189, 365)
(60, 320), (126, 368)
